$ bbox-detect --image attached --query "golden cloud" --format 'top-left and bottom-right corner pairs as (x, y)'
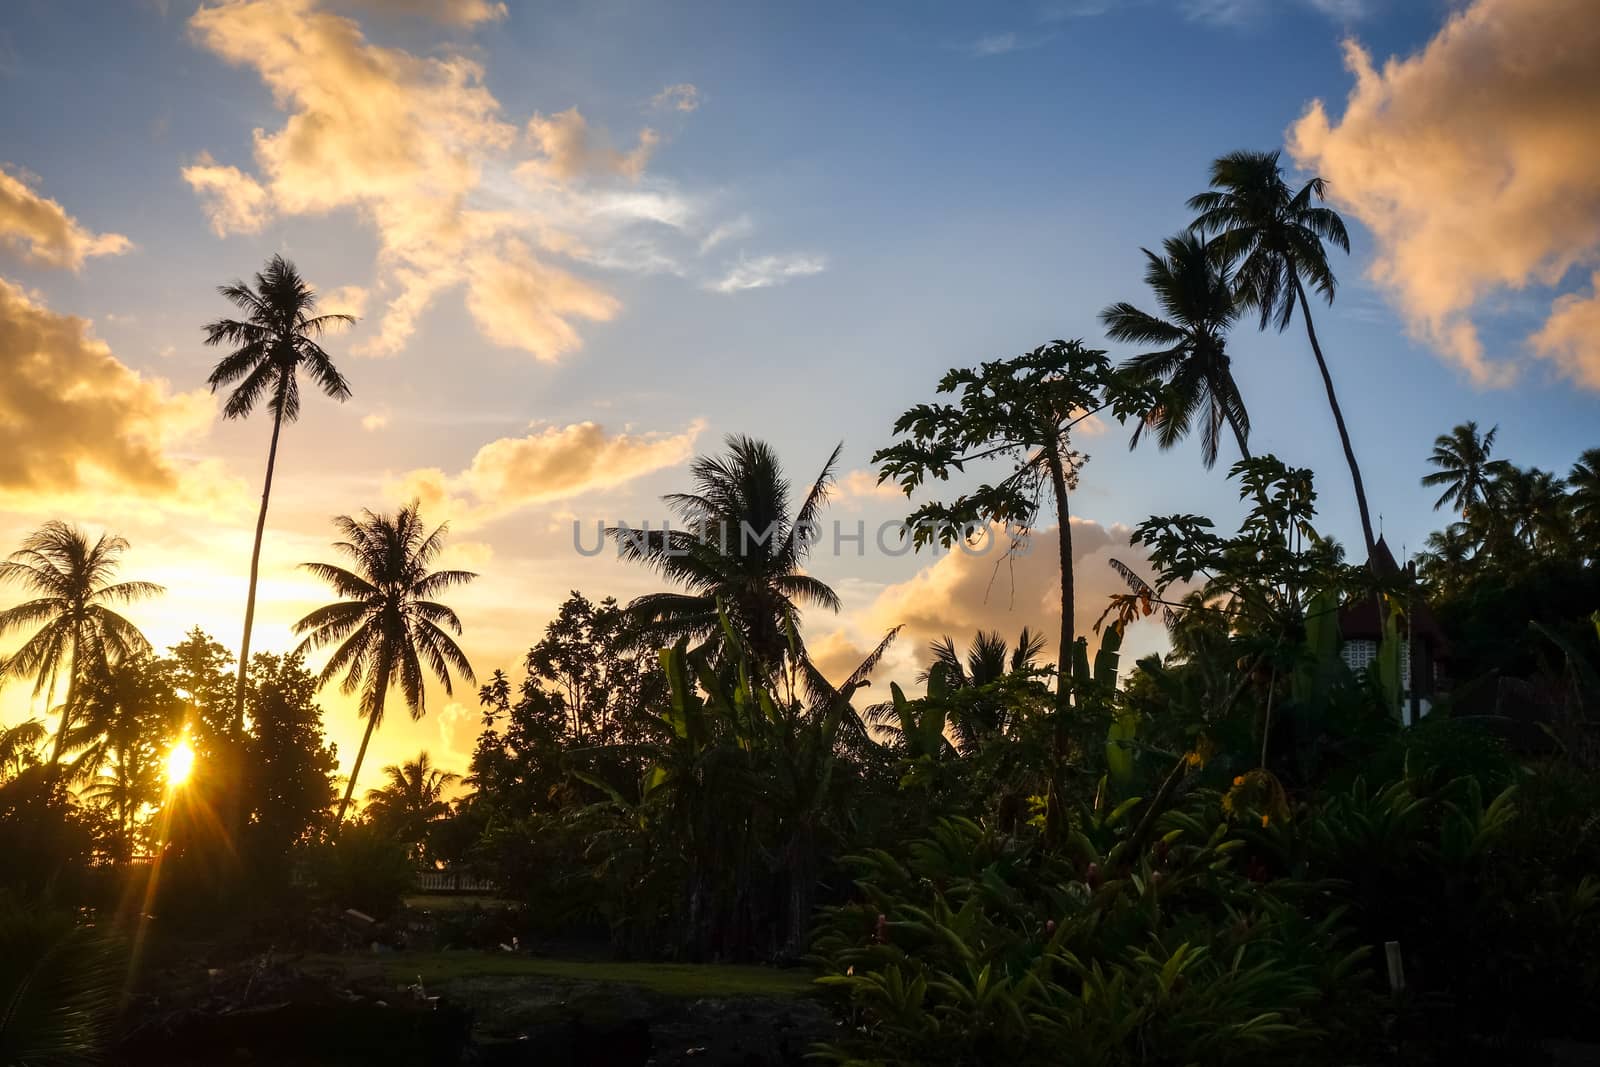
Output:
(186, 0), (614, 361)
(387, 419), (705, 529)
(861, 518), (1158, 670)
(181, 152), (272, 236)
(523, 109), (659, 182)
(0, 168), (131, 270)
(0, 277), (225, 510)
(1288, 0), (1600, 388)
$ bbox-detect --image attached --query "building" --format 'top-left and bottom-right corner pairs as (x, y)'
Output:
(1337, 537), (1449, 726)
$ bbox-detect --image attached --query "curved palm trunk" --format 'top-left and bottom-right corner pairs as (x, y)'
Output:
(333, 661), (389, 835)
(1294, 277), (1376, 558)
(1229, 415), (1252, 462)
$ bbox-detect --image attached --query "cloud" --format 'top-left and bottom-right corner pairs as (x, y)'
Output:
(463, 239), (619, 360)
(388, 419), (705, 528)
(1530, 272), (1600, 388)
(651, 83), (700, 113)
(181, 152), (272, 236)
(1287, 0), (1600, 388)
(523, 109), (658, 182)
(0, 167), (131, 269)
(187, 0), (802, 360)
(707, 254), (826, 293)
(319, 283), (368, 318)
(833, 469), (905, 508)
(338, 0), (507, 25)
(361, 411), (389, 432)
(860, 518), (1157, 668)
(966, 32), (1053, 57)
(0, 276), (222, 508)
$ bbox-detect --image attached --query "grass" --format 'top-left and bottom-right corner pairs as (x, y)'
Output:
(347, 951), (816, 999)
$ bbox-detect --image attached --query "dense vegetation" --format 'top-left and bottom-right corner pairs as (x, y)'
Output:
(2, 151), (1597, 1065)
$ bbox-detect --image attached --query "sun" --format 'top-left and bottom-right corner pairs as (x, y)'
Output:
(165, 737), (196, 787)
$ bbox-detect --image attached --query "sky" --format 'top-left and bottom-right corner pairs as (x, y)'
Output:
(2, 0), (1598, 783)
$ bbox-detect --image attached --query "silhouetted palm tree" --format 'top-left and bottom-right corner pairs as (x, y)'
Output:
(1494, 466), (1568, 553)
(1188, 150), (1376, 556)
(0, 523), (161, 771)
(365, 750), (458, 855)
(205, 255), (354, 742)
(1422, 421), (1510, 519)
(923, 628), (1047, 752)
(1416, 523), (1475, 596)
(0, 720), (45, 784)
(1568, 448), (1600, 553)
(292, 503), (475, 832)
(924, 627), (1048, 689)
(1100, 233), (1250, 468)
(610, 435), (843, 663)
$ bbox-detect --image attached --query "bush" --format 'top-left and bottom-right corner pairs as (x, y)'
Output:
(308, 823), (414, 919)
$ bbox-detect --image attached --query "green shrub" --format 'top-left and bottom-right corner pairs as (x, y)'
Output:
(309, 823), (414, 918)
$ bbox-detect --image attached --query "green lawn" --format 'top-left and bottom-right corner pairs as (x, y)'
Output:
(340, 951), (816, 999)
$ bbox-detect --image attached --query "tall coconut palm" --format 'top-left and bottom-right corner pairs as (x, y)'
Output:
(0, 523), (162, 771)
(292, 503), (475, 832)
(1100, 233), (1251, 468)
(1188, 149), (1376, 556)
(205, 255), (354, 743)
(1421, 421), (1510, 519)
(610, 435), (843, 663)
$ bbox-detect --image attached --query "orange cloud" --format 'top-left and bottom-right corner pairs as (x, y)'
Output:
(388, 419), (705, 528)
(859, 518), (1161, 673)
(1288, 0), (1600, 388)
(0, 277), (228, 513)
(0, 168), (131, 269)
(181, 152), (272, 236)
(523, 109), (659, 182)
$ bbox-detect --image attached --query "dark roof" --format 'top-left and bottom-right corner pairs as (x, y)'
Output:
(1337, 537), (1449, 650)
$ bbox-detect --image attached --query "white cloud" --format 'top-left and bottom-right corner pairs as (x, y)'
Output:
(650, 83), (700, 113)
(1288, 0), (1600, 388)
(706, 253), (826, 294)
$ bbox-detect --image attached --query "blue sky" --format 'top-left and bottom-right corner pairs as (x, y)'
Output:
(2, 0), (1596, 774)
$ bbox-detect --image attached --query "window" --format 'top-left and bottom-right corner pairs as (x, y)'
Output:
(1341, 639), (1377, 673)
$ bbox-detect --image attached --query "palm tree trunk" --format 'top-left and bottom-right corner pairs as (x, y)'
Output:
(1294, 276), (1376, 558)
(47, 617), (84, 773)
(1230, 415), (1252, 462)
(231, 397), (287, 735)
(333, 663), (389, 835)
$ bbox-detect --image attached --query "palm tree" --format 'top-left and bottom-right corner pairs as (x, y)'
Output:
(924, 627), (1047, 689)
(365, 750), (458, 858)
(1494, 466), (1568, 553)
(1100, 233), (1250, 468)
(1421, 421), (1510, 519)
(205, 255), (354, 743)
(0, 523), (162, 771)
(0, 720), (45, 784)
(1415, 523), (1475, 597)
(922, 627), (1047, 752)
(1188, 149), (1376, 556)
(1568, 448), (1600, 556)
(292, 503), (475, 832)
(610, 435), (843, 663)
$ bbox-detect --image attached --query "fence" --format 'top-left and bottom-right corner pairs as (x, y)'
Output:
(412, 868), (497, 894)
